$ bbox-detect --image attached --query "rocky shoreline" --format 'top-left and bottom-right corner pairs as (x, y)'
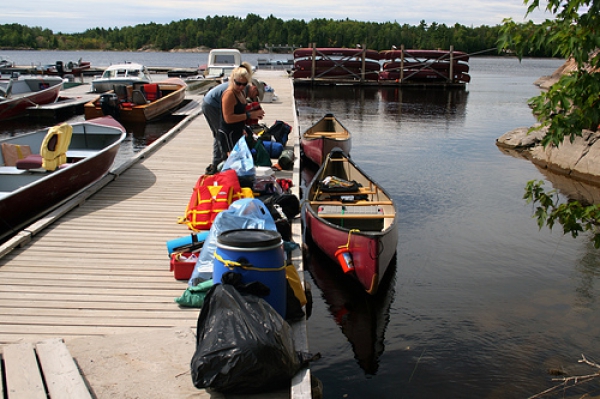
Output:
(496, 58), (600, 188)
(497, 126), (600, 187)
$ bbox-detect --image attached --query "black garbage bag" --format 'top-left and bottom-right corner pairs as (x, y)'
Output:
(191, 282), (304, 393)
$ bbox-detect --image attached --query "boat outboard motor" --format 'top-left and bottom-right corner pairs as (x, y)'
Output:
(55, 61), (64, 77)
(99, 93), (120, 119)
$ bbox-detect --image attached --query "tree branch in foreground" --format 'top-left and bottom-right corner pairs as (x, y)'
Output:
(528, 354), (600, 399)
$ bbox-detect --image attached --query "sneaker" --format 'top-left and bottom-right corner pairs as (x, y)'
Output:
(205, 164), (216, 175)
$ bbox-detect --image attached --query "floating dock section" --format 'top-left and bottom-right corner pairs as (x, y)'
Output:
(292, 45), (470, 87)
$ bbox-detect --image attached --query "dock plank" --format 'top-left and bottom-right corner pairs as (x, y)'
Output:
(2, 343), (47, 399)
(35, 339), (93, 399)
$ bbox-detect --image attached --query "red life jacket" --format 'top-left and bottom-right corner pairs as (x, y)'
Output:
(178, 169), (242, 231)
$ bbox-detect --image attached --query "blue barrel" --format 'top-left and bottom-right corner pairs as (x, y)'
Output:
(213, 229), (286, 317)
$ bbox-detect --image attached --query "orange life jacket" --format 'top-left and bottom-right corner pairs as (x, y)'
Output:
(178, 169), (243, 232)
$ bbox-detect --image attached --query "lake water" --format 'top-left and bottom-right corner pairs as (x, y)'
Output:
(0, 49), (285, 70)
(3, 51), (599, 398)
(296, 57), (600, 399)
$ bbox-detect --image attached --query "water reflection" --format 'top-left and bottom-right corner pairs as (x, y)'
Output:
(303, 233), (397, 375)
(527, 167), (600, 308)
(294, 85), (380, 121)
(294, 85), (468, 125)
(379, 86), (469, 118)
(0, 114), (75, 139)
(296, 58), (600, 397)
(533, 165), (600, 206)
(120, 115), (184, 151)
(574, 243), (600, 308)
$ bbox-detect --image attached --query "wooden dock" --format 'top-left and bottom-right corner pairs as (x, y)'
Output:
(0, 71), (312, 398)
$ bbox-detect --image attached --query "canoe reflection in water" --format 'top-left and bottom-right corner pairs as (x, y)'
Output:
(303, 233), (397, 375)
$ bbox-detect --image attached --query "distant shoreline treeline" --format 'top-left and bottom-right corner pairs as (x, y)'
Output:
(0, 14), (552, 57)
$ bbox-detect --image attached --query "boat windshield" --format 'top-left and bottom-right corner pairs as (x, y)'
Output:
(102, 69), (124, 78)
(213, 55), (236, 65)
(101, 66), (149, 79)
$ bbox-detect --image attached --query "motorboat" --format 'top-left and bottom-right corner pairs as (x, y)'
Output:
(0, 116), (126, 241)
(203, 49), (242, 81)
(91, 63), (152, 93)
(0, 76), (63, 120)
(84, 78), (187, 123)
(0, 56), (14, 68)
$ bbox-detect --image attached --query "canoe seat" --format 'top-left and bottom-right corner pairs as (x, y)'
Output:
(317, 213), (394, 219)
(316, 205), (386, 230)
(318, 204), (384, 217)
(304, 131), (344, 138)
(312, 199), (394, 206)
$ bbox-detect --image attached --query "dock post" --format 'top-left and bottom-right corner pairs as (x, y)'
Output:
(449, 45), (454, 83)
(360, 45), (366, 83)
(400, 44), (405, 83)
(311, 43), (316, 84)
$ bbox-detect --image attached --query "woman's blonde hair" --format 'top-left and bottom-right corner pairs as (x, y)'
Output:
(228, 66), (251, 88)
(241, 61), (253, 77)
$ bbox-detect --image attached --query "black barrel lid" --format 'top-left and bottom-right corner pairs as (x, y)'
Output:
(217, 229), (282, 248)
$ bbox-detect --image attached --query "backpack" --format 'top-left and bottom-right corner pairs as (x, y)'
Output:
(260, 120), (291, 146)
(262, 193), (301, 221)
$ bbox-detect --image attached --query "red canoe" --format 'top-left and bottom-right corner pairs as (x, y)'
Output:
(302, 148), (398, 295)
(382, 61), (469, 74)
(380, 49), (469, 62)
(294, 47), (380, 61)
(293, 69), (379, 80)
(294, 59), (381, 71)
(301, 113), (352, 166)
(379, 70), (471, 83)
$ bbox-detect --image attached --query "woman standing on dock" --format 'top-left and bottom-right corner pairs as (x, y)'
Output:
(217, 66), (264, 162)
(202, 62), (259, 174)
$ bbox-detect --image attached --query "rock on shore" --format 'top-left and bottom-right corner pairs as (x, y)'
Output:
(497, 127), (600, 186)
(497, 54), (600, 187)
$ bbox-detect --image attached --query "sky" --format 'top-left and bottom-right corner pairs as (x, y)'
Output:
(2, 0), (555, 34)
